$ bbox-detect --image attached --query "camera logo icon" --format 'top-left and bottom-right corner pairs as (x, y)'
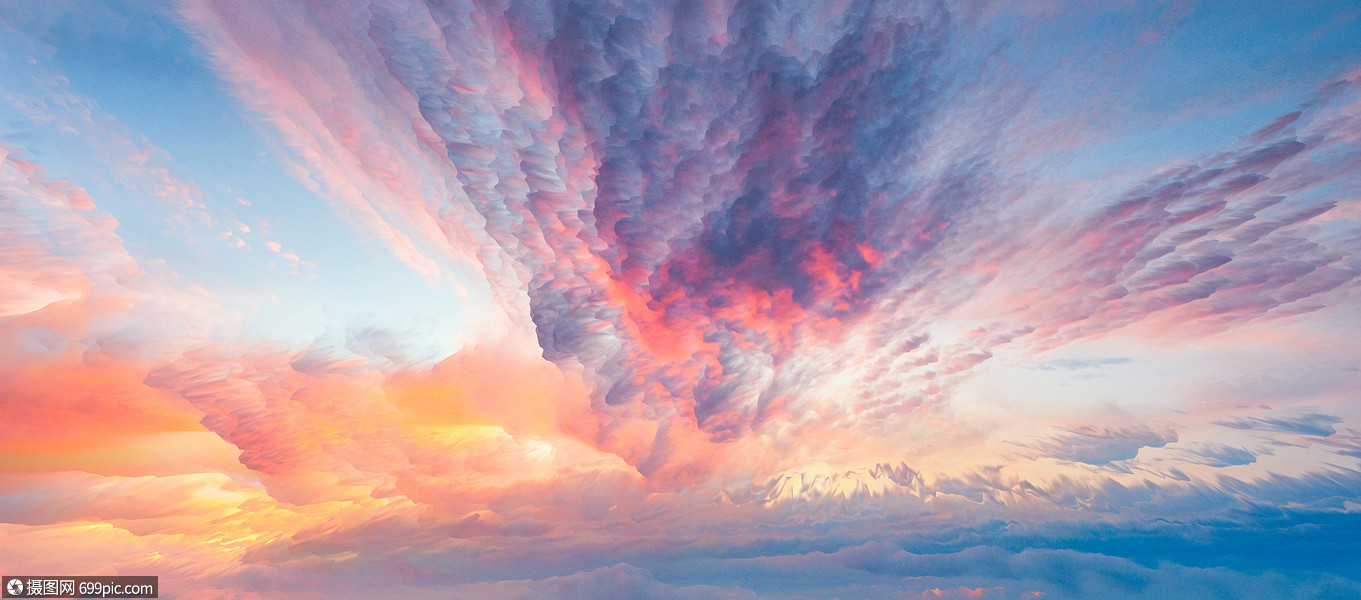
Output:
(5, 579), (22, 596)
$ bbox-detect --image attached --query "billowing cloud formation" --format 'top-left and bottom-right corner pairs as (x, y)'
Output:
(2, 1), (1361, 598)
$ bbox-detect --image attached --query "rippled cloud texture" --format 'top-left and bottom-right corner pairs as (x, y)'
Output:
(3, 1), (1361, 598)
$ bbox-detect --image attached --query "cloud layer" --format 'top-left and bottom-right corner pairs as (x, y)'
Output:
(2, 0), (1360, 598)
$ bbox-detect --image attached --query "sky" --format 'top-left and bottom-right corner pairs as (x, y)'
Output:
(1, 1), (1360, 598)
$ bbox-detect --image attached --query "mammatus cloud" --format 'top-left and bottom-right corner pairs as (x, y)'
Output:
(2, 1), (1360, 598)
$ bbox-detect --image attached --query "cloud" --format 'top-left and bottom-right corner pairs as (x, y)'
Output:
(164, 0), (1361, 494)
(0, 143), (130, 318)
(2, 1), (1361, 598)
(1027, 357), (1133, 371)
(1216, 412), (1342, 437)
(453, 564), (759, 600)
(649, 540), (1361, 599)
(1029, 425), (1178, 466)
(1176, 443), (1257, 467)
